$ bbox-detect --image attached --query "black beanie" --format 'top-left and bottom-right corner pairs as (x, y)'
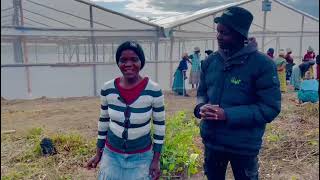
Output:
(116, 41), (145, 69)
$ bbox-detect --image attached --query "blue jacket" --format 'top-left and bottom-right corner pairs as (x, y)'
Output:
(194, 43), (281, 155)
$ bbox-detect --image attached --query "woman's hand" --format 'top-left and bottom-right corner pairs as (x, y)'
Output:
(85, 148), (103, 170)
(278, 66), (285, 71)
(278, 64), (286, 71)
(149, 152), (161, 180)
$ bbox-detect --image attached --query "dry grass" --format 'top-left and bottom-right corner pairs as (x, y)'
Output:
(259, 93), (319, 180)
(1, 91), (319, 179)
(1, 128), (97, 180)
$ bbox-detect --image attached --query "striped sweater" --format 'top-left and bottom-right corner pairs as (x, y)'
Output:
(96, 78), (165, 153)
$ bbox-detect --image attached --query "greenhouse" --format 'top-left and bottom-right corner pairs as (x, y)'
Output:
(1, 0), (319, 99)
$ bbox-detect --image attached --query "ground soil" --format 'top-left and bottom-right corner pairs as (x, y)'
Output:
(1, 89), (319, 179)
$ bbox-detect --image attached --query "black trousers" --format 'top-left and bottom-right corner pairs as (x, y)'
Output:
(204, 147), (259, 180)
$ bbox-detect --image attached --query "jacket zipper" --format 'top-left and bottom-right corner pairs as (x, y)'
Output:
(218, 69), (227, 106)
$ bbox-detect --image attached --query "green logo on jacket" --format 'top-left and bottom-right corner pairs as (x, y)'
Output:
(230, 77), (242, 85)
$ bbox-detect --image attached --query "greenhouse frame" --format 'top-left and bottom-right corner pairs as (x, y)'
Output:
(1, 0), (319, 99)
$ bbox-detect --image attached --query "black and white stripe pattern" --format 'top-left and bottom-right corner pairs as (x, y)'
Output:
(96, 79), (165, 152)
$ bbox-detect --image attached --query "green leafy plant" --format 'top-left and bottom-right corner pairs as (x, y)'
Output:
(160, 111), (201, 178)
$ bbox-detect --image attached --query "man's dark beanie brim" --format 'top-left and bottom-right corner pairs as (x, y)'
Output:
(214, 6), (253, 39)
(116, 41), (145, 69)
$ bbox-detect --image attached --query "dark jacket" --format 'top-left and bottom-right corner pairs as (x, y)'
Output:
(194, 43), (281, 155)
(299, 61), (315, 78)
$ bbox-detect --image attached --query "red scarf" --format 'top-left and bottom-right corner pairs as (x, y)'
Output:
(115, 77), (148, 104)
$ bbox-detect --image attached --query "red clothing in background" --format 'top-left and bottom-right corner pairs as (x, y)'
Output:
(285, 54), (294, 64)
(115, 77), (148, 104)
(303, 52), (316, 61)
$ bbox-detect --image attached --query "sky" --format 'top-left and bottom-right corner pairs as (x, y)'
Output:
(90, 0), (319, 21)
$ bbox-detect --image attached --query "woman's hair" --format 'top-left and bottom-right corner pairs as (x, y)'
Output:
(182, 52), (188, 58)
(205, 50), (213, 55)
(278, 49), (286, 57)
(115, 41), (145, 69)
(267, 48), (274, 54)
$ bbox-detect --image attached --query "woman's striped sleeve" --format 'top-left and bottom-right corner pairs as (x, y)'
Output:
(96, 88), (110, 148)
(152, 90), (165, 153)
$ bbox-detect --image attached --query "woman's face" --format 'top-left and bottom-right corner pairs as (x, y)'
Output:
(305, 71), (311, 80)
(118, 50), (141, 79)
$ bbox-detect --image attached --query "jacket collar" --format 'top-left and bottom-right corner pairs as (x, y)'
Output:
(217, 42), (257, 71)
(218, 42), (257, 64)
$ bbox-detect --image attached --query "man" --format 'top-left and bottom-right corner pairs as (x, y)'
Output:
(193, 7), (281, 180)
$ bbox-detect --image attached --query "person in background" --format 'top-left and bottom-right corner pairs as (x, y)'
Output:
(205, 50), (213, 57)
(247, 37), (257, 47)
(201, 50), (213, 68)
(303, 46), (316, 78)
(172, 52), (191, 96)
(86, 41), (165, 180)
(275, 49), (287, 93)
(299, 60), (315, 79)
(303, 46), (316, 62)
(316, 54), (319, 80)
(297, 71), (319, 104)
(267, 48), (274, 59)
(290, 64), (302, 91)
(194, 6), (280, 180)
(189, 47), (201, 89)
(285, 48), (295, 81)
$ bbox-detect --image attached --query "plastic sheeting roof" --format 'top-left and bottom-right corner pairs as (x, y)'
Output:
(0, 0), (160, 30)
(151, 0), (319, 33)
(1, 0), (318, 39)
(152, 0), (253, 28)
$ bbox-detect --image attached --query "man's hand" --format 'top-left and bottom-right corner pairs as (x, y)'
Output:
(200, 104), (226, 120)
(149, 152), (161, 180)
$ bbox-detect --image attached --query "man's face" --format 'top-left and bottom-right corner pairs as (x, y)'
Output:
(217, 23), (240, 50)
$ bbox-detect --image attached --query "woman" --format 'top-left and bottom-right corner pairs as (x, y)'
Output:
(172, 52), (191, 96)
(285, 48), (295, 81)
(303, 46), (316, 78)
(248, 36), (258, 47)
(204, 50), (213, 56)
(297, 71), (319, 103)
(189, 47), (201, 88)
(275, 49), (287, 92)
(299, 60), (315, 79)
(316, 54), (319, 80)
(86, 41), (165, 180)
(290, 64), (302, 90)
(267, 48), (274, 59)
(200, 50), (213, 68)
(303, 46), (316, 62)
(290, 61), (314, 91)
